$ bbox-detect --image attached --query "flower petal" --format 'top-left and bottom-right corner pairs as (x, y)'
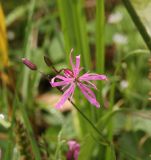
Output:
(55, 83), (75, 109)
(54, 75), (72, 81)
(69, 49), (81, 77)
(50, 80), (69, 87)
(79, 73), (107, 81)
(74, 149), (80, 160)
(82, 80), (97, 90)
(73, 55), (80, 77)
(77, 82), (100, 108)
(50, 75), (73, 87)
(70, 48), (75, 70)
(61, 84), (70, 91)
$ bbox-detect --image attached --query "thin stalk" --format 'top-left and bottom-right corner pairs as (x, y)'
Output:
(122, 0), (151, 52)
(96, 0), (105, 73)
(73, 0), (91, 69)
(57, 0), (91, 68)
(105, 63), (121, 160)
(96, 0), (105, 119)
(70, 100), (109, 146)
(21, 0), (36, 100)
(57, 0), (71, 57)
(105, 84), (116, 160)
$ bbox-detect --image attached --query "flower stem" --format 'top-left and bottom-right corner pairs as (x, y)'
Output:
(95, 0), (105, 121)
(22, 0), (36, 100)
(96, 0), (105, 74)
(105, 62), (121, 160)
(69, 100), (109, 146)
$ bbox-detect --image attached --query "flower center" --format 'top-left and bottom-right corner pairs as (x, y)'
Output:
(63, 69), (74, 78)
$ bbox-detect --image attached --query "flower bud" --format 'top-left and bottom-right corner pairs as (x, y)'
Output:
(44, 56), (53, 67)
(22, 58), (37, 70)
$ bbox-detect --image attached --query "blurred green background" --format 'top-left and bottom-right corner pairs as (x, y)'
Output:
(0, 0), (151, 159)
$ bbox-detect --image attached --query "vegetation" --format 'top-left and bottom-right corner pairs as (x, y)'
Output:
(0, 0), (151, 159)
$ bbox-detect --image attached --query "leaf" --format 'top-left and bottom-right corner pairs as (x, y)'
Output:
(114, 111), (151, 136)
(131, 111), (151, 135)
(6, 4), (29, 26)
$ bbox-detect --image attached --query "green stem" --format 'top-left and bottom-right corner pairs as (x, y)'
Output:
(73, 0), (91, 69)
(21, 0), (36, 100)
(70, 100), (109, 146)
(105, 85), (116, 160)
(96, 0), (105, 119)
(18, 99), (42, 160)
(57, 0), (71, 56)
(96, 0), (105, 73)
(122, 0), (151, 52)
(105, 63), (121, 160)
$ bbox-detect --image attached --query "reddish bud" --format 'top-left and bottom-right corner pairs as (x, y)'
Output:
(66, 140), (80, 160)
(22, 58), (37, 70)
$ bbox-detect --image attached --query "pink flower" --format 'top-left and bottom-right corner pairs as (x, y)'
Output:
(66, 140), (80, 160)
(50, 49), (107, 109)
